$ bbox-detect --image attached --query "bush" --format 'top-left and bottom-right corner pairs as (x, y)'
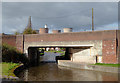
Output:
(23, 27), (37, 34)
(2, 43), (29, 64)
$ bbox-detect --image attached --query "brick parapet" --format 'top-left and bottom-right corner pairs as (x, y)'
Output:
(24, 30), (116, 42)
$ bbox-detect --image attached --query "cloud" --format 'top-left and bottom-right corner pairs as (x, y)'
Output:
(96, 22), (118, 30)
(2, 2), (118, 34)
(0, 2), (2, 33)
(2, 0), (120, 2)
(118, 2), (120, 30)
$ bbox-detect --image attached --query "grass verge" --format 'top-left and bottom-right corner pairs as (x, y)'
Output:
(45, 50), (65, 54)
(1, 62), (20, 77)
(91, 63), (120, 67)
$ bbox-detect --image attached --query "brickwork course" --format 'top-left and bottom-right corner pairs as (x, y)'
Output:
(1, 30), (120, 64)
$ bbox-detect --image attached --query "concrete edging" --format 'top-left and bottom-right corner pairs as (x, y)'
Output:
(58, 60), (119, 73)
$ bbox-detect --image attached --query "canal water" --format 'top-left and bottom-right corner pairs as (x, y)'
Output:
(17, 52), (118, 81)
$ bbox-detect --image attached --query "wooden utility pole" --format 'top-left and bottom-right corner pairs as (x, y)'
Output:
(92, 8), (94, 31)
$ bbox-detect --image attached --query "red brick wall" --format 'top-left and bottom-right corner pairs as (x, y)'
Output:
(102, 39), (117, 64)
(2, 35), (16, 47)
(2, 35), (24, 53)
(16, 35), (24, 53)
(117, 30), (120, 64)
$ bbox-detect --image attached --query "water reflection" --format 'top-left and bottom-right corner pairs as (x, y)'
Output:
(24, 69), (28, 81)
(18, 63), (118, 81)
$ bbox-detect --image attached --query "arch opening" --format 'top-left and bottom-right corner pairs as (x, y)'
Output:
(26, 45), (95, 66)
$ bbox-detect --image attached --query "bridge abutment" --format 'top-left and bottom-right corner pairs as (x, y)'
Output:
(28, 47), (40, 66)
(66, 48), (73, 60)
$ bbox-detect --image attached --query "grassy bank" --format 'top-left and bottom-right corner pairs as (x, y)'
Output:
(1, 62), (20, 78)
(92, 63), (120, 67)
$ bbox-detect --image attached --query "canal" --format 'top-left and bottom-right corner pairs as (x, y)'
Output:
(17, 52), (118, 81)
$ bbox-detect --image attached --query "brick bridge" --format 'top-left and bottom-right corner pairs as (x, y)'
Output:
(2, 30), (120, 64)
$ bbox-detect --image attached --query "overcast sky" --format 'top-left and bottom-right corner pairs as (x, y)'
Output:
(2, 2), (118, 34)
